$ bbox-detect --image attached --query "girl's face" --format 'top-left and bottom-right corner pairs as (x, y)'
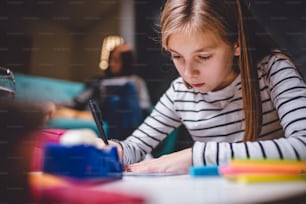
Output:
(109, 48), (122, 74)
(167, 30), (240, 93)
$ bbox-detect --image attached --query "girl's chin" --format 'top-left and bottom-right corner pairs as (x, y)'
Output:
(194, 87), (209, 93)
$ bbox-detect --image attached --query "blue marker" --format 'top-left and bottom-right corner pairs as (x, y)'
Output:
(189, 165), (220, 177)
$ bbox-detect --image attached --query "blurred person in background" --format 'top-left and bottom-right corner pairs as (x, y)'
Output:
(51, 43), (151, 140)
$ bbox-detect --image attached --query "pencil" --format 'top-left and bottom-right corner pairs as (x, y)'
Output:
(89, 99), (109, 145)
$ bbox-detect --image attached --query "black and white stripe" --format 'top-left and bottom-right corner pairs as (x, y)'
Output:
(121, 54), (306, 165)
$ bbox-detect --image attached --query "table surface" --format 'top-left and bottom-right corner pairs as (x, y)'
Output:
(92, 174), (306, 204)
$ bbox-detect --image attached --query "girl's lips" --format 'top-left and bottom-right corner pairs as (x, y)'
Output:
(192, 83), (205, 88)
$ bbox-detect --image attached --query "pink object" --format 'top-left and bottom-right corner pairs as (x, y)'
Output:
(29, 170), (145, 204)
(33, 186), (145, 204)
(31, 129), (67, 171)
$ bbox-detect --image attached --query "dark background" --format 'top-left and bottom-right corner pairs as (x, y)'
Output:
(1, 0), (305, 103)
(1, 0), (306, 149)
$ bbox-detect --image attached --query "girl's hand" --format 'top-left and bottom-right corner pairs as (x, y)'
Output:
(59, 131), (124, 163)
(95, 139), (124, 162)
(125, 148), (192, 173)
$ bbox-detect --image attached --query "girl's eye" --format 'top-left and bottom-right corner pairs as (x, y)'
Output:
(171, 54), (181, 60)
(198, 55), (211, 60)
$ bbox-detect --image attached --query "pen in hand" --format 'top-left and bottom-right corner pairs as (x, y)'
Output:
(89, 99), (109, 145)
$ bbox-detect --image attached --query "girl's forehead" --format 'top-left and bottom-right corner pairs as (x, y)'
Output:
(167, 30), (221, 50)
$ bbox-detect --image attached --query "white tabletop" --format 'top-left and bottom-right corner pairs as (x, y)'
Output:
(93, 174), (306, 204)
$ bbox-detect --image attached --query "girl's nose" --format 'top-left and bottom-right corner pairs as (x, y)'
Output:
(184, 62), (198, 78)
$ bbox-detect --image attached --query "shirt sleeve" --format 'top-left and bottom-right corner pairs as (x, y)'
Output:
(192, 56), (306, 166)
(121, 80), (182, 165)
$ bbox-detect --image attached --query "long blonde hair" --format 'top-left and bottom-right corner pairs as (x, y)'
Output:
(160, 0), (280, 141)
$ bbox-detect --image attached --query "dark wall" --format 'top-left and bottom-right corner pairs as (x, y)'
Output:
(0, 2), (32, 73)
(135, 0), (178, 105)
(251, 0), (306, 77)
(1, 0), (305, 103)
(0, 1), (121, 81)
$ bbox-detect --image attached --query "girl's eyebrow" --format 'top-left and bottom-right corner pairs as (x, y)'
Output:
(194, 48), (215, 52)
(167, 48), (179, 54)
(167, 47), (215, 54)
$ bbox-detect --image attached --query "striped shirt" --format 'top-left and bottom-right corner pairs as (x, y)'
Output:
(121, 54), (306, 166)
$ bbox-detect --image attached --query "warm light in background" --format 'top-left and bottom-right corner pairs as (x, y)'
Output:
(99, 35), (124, 70)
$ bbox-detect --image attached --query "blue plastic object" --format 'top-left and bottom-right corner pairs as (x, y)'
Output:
(189, 165), (220, 177)
(42, 144), (123, 179)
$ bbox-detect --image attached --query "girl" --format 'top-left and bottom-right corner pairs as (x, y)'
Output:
(106, 0), (306, 173)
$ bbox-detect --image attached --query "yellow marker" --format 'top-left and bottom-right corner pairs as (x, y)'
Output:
(226, 174), (306, 183)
